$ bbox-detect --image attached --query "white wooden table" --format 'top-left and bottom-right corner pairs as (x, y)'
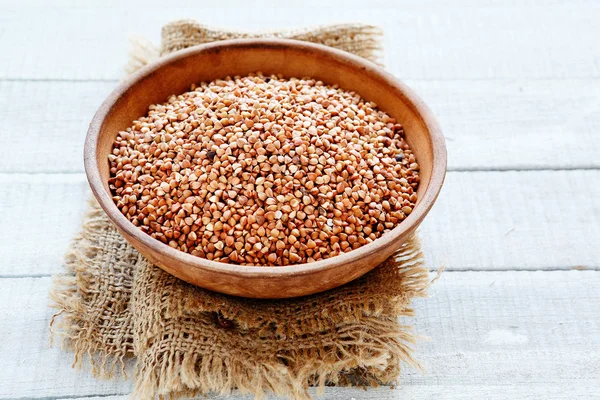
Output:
(1, 1), (599, 399)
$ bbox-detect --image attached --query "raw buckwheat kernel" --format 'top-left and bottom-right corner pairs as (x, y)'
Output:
(109, 73), (420, 266)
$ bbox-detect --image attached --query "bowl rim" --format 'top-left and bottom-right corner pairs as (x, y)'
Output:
(85, 38), (447, 279)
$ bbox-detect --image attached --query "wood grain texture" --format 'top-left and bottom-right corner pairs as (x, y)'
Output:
(1, 271), (598, 398)
(2, 79), (600, 173)
(0, 174), (88, 277)
(420, 169), (600, 271)
(410, 79), (600, 171)
(0, 80), (113, 174)
(2, 170), (598, 278)
(1, 1), (600, 80)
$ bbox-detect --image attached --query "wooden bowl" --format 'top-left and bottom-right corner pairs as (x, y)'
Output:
(85, 39), (446, 298)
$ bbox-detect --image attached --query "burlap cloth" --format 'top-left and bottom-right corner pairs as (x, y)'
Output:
(50, 20), (433, 400)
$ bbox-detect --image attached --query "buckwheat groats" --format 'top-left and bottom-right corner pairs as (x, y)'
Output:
(108, 73), (420, 266)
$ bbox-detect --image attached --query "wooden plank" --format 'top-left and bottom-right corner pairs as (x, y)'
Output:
(420, 169), (600, 271)
(64, 384), (600, 400)
(1, 170), (598, 277)
(1, 271), (598, 398)
(409, 78), (600, 171)
(0, 81), (113, 174)
(2, 79), (600, 173)
(1, 1), (599, 80)
(0, 174), (88, 277)
(0, 277), (133, 398)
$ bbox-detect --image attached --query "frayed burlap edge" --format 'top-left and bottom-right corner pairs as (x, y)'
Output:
(135, 316), (422, 400)
(125, 21), (384, 75)
(131, 237), (431, 399)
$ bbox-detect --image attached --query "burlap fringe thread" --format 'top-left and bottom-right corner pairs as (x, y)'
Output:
(50, 21), (432, 400)
(126, 21), (384, 74)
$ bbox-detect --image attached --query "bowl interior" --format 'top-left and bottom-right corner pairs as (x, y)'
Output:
(95, 41), (438, 201)
(86, 39), (446, 297)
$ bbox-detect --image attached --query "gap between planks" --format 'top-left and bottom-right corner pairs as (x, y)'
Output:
(5, 385), (600, 400)
(3, 77), (600, 83)
(3, 165), (600, 175)
(1, 267), (599, 280)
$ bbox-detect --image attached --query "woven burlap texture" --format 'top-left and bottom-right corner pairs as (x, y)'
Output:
(50, 20), (430, 400)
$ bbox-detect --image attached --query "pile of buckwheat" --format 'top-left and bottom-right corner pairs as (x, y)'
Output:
(109, 73), (419, 266)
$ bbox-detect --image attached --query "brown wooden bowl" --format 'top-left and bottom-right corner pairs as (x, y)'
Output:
(85, 39), (446, 299)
